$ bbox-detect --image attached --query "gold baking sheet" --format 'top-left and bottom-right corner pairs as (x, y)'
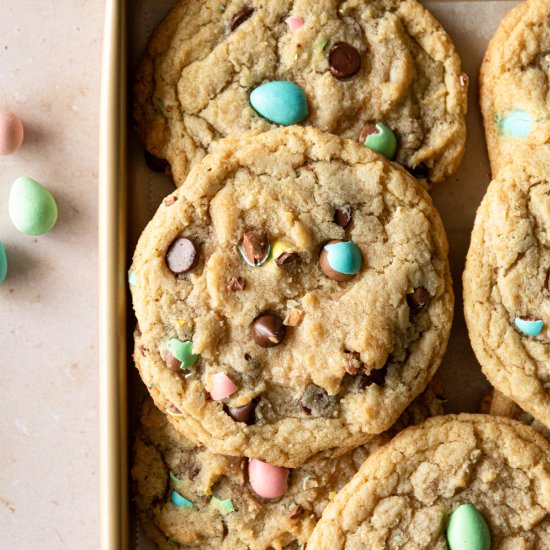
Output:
(99, 1), (522, 548)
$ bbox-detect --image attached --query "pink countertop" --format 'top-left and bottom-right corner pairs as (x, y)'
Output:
(0, 2), (104, 548)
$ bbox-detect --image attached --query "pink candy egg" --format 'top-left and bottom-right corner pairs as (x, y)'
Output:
(210, 372), (238, 401)
(248, 459), (289, 499)
(286, 16), (304, 32)
(0, 109), (24, 155)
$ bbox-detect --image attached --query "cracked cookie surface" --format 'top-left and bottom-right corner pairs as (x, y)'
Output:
(307, 414), (550, 550)
(134, 0), (467, 186)
(132, 388), (443, 550)
(464, 151), (550, 431)
(480, 0), (550, 177)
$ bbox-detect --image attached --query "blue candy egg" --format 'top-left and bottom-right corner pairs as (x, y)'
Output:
(325, 241), (362, 275)
(498, 110), (533, 137)
(0, 241), (7, 285)
(171, 490), (194, 508)
(514, 317), (543, 337)
(250, 81), (309, 126)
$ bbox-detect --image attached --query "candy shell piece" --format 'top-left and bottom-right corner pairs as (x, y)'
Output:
(498, 110), (533, 137)
(210, 496), (235, 515)
(168, 339), (200, 369)
(0, 109), (24, 155)
(128, 271), (137, 286)
(446, 504), (491, 550)
(9, 177), (58, 236)
(248, 459), (289, 499)
(250, 81), (309, 126)
(286, 16), (304, 32)
(171, 490), (194, 509)
(514, 317), (543, 337)
(362, 122), (397, 160)
(210, 372), (238, 401)
(0, 242), (7, 285)
(324, 241), (363, 275)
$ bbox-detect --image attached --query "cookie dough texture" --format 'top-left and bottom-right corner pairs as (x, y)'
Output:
(480, 0), (550, 177)
(133, 386), (443, 550)
(134, 0), (467, 186)
(464, 153), (550, 430)
(131, 127), (454, 467)
(307, 414), (550, 550)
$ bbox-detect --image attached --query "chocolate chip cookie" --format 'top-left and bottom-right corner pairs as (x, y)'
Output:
(130, 127), (454, 467)
(480, 0), (550, 177)
(307, 414), (550, 549)
(134, 0), (467, 186)
(133, 384), (444, 550)
(463, 152), (550, 431)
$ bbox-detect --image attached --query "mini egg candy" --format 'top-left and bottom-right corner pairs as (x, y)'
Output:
(514, 317), (543, 337)
(498, 110), (533, 138)
(240, 229), (270, 267)
(319, 240), (363, 281)
(210, 372), (238, 401)
(0, 109), (24, 155)
(168, 339), (200, 369)
(270, 239), (298, 266)
(446, 504), (491, 550)
(0, 241), (7, 285)
(9, 177), (58, 236)
(248, 459), (289, 499)
(249, 81), (309, 126)
(360, 122), (397, 160)
(171, 490), (194, 508)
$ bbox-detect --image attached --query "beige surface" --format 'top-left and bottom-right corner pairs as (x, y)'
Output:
(0, 1), (104, 549)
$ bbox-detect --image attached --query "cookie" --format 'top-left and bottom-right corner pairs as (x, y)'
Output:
(133, 383), (444, 550)
(307, 414), (550, 549)
(130, 126), (454, 466)
(480, 0), (550, 177)
(134, 0), (467, 186)
(463, 152), (550, 430)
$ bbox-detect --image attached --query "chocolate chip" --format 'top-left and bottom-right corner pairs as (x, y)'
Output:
(359, 122), (378, 145)
(225, 401), (256, 425)
(407, 287), (431, 311)
(334, 205), (352, 228)
(231, 7), (254, 31)
(546, 271), (550, 293)
(275, 252), (299, 266)
(328, 42), (361, 79)
(251, 313), (286, 348)
(244, 353), (252, 361)
(357, 365), (388, 389)
(163, 350), (182, 372)
(228, 276), (246, 291)
(134, 322), (142, 337)
(345, 351), (363, 375)
(241, 230), (269, 266)
(166, 237), (198, 274)
(319, 240), (354, 282)
(144, 150), (169, 172)
(189, 468), (200, 481)
(289, 504), (304, 519)
(299, 384), (338, 417)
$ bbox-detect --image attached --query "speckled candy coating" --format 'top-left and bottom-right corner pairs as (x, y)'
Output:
(130, 127), (453, 466)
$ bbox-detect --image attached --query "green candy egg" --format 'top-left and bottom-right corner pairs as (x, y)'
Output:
(0, 241), (7, 285)
(447, 504), (491, 550)
(168, 338), (200, 369)
(363, 122), (397, 160)
(9, 177), (58, 236)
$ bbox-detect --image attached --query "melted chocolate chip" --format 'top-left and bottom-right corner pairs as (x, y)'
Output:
(225, 401), (256, 425)
(275, 252), (299, 266)
(289, 504), (305, 519)
(144, 150), (169, 173)
(328, 42), (361, 79)
(357, 365), (388, 389)
(345, 351), (363, 375)
(407, 287), (431, 311)
(231, 7), (254, 31)
(189, 467), (200, 481)
(546, 271), (550, 293)
(299, 384), (337, 417)
(228, 276), (246, 291)
(334, 205), (352, 228)
(251, 313), (286, 347)
(163, 350), (182, 372)
(244, 353), (252, 361)
(241, 230), (269, 266)
(166, 237), (198, 274)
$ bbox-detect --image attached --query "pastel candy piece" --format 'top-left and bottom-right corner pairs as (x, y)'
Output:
(286, 16), (304, 32)
(9, 177), (58, 236)
(210, 496), (235, 515)
(498, 110), (533, 137)
(167, 339), (200, 369)
(210, 372), (238, 401)
(248, 459), (289, 499)
(446, 504), (491, 550)
(171, 490), (194, 508)
(362, 122), (397, 160)
(0, 241), (7, 285)
(514, 317), (543, 337)
(324, 241), (363, 275)
(269, 239), (295, 262)
(250, 81), (309, 126)
(128, 271), (136, 286)
(0, 109), (24, 155)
